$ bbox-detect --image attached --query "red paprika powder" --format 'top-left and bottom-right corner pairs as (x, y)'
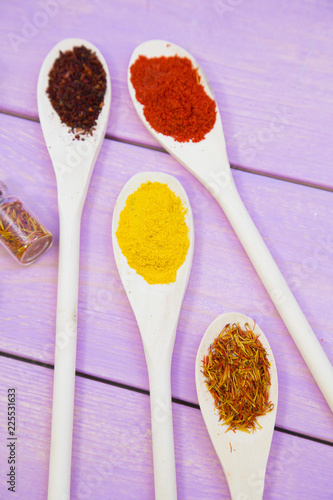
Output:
(130, 55), (216, 143)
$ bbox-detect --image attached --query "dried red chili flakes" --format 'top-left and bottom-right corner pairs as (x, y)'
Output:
(130, 55), (216, 143)
(47, 45), (107, 138)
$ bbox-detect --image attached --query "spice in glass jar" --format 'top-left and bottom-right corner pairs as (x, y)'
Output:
(0, 182), (53, 265)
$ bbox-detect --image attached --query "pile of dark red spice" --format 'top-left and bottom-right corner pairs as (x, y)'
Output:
(130, 55), (216, 143)
(47, 45), (107, 138)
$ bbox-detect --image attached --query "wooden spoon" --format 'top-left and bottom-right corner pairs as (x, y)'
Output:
(112, 171), (194, 500)
(128, 40), (333, 413)
(38, 38), (111, 500)
(196, 312), (278, 500)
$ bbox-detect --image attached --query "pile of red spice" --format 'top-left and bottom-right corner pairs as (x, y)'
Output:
(47, 46), (107, 138)
(130, 55), (216, 143)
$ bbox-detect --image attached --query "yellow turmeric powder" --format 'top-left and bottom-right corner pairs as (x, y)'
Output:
(116, 181), (190, 285)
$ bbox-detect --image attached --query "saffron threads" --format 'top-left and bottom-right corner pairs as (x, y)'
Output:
(130, 55), (216, 143)
(0, 184), (53, 265)
(47, 45), (107, 138)
(202, 322), (274, 433)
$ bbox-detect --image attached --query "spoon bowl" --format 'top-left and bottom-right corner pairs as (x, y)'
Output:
(38, 38), (111, 210)
(38, 38), (111, 500)
(128, 40), (229, 187)
(128, 40), (333, 413)
(196, 312), (278, 500)
(112, 171), (194, 500)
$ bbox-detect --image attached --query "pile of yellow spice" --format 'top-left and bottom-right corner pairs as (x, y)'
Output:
(116, 181), (190, 285)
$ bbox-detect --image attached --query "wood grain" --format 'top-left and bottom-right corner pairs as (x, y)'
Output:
(0, 356), (332, 500)
(0, 1), (333, 188)
(0, 113), (332, 444)
(1, 4), (333, 498)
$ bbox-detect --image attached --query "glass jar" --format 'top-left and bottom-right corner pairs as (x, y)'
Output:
(0, 182), (53, 265)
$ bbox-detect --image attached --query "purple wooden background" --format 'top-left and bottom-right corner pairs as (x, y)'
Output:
(0, 1), (332, 499)
(1, 0), (333, 189)
(0, 357), (332, 500)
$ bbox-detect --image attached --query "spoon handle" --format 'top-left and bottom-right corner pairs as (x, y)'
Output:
(147, 357), (177, 500)
(215, 179), (333, 412)
(48, 211), (81, 500)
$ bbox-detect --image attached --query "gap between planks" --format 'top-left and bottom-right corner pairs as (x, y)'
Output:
(0, 349), (332, 449)
(1, 109), (333, 195)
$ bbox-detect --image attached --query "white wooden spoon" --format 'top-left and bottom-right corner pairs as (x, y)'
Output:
(128, 40), (333, 413)
(196, 312), (278, 500)
(38, 38), (111, 500)
(112, 171), (194, 500)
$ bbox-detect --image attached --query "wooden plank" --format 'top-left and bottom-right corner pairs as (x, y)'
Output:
(0, 356), (332, 499)
(1, 1), (333, 188)
(0, 113), (332, 442)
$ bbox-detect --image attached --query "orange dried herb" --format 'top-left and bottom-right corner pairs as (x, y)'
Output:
(202, 322), (274, 433)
